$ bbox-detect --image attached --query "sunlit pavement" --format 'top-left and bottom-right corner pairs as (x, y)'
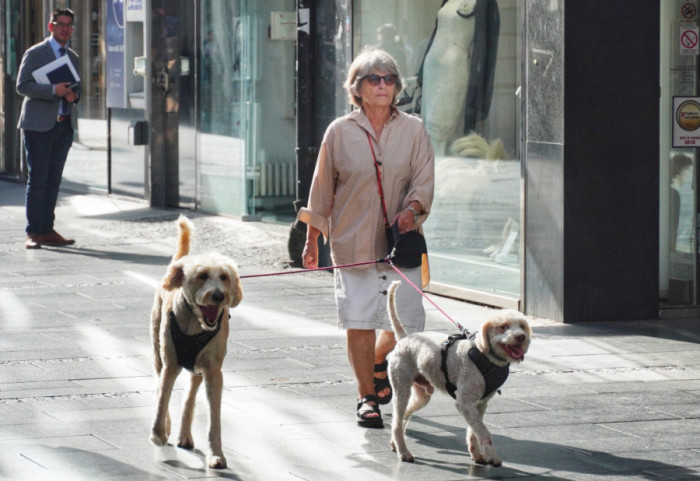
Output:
(2, 181), (700, 480)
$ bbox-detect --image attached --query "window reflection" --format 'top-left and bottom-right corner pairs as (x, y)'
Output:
(667, 153), (695, 305)
(354, 0), (520, 300)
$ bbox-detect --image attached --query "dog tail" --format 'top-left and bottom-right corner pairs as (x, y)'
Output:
(150, 291), (163, 375)
(388, 281), (408, 340)
(173, 215), (194, 261)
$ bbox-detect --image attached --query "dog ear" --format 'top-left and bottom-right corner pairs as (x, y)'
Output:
(228, 268), (243, 307)
(477, 319), (493, 353)
(163, 261), (185, 290)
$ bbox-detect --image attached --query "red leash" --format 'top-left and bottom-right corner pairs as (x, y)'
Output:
(386, 259), (466, 333)
(239, 258), (388, 279)
(240, 256), (466, 333)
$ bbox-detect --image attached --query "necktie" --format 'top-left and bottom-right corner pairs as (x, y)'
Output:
(58, 47), (68, 114)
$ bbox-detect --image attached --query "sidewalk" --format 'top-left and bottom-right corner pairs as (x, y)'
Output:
(1, 181), (700, 480)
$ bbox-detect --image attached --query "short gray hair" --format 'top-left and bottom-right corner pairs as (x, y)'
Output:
(344, 46), (403, 108)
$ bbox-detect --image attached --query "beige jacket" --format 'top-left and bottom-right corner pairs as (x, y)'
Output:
(298, 107), (434, 267)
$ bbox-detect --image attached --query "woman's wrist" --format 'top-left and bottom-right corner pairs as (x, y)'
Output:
(405, 205), (419, 224)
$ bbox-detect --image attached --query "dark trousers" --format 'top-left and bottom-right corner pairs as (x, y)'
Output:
(23, 121), (73, 235)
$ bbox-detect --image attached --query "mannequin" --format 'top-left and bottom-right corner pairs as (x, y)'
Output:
(419, 0), (500, 157)
(422, 0), (476, 156)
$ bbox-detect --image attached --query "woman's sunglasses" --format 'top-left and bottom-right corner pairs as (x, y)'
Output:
(363, 74), (397, 86)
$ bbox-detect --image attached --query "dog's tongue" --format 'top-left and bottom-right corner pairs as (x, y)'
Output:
(200, 305), (219, 323)
(502, 344), (525, 361)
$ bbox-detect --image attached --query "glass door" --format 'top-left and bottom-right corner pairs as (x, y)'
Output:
(198, 0), (296, 221)
(660, 2), (699, 309)
(242, 0), (297, 222)
(198, 0), (247, 215)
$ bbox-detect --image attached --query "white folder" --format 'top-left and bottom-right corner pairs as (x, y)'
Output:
(31, 55), (80, 85)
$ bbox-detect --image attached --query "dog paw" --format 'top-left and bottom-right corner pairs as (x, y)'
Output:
(177, 436), (194, 450)
(399, 452), (415, 463)
(208, 454), (227, 469)
(150, 431), (168, 447)
(390, 439), (414, 462)
(481, 447), (502, 467)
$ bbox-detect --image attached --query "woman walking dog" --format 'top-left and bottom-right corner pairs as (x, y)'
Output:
(297, 46), (434, 428)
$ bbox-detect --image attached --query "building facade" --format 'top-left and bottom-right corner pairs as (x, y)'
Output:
(0, 1), (692, 323)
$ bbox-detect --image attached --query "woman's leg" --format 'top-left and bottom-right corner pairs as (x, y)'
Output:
(347, 329), (386, 425)
(374, 330), (396, 399)
(347, 328), (376, 400)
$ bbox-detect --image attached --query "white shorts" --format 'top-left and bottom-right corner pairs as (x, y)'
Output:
(334, 264), (425, 333)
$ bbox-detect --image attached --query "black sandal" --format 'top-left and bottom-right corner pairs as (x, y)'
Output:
(356, 394), (383, 428)
(374, 360), (392, 405)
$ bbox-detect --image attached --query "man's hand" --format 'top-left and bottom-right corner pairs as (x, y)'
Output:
(56, 82), (77, 103)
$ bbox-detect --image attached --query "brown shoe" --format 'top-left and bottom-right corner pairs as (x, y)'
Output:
(25, 234), (42, 249)
(40, 230), (75, 246)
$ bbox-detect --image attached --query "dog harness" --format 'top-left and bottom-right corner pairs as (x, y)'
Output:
(168, 310), (223, 373)
(441, 332), (510, 400)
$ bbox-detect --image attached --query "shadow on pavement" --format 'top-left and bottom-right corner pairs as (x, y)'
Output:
(42, 245), (170, 266)
(401, 426), (696, 480)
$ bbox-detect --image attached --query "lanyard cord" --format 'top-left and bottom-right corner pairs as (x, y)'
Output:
(367, 131), (391, 230)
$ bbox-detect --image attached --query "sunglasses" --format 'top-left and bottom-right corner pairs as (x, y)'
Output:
(363, 74), (397, 86)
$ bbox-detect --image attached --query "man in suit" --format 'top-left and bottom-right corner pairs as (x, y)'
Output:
(16, 7), (81, 249)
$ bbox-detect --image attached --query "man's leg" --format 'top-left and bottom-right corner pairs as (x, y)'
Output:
(23, 130), (52, 235)
(42, 123), (73, 233)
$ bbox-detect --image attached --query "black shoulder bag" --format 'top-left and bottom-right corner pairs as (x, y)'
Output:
(367, 132), (427, 268)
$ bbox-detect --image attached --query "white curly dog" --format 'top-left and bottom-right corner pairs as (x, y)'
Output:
(387, 281), (531, 466)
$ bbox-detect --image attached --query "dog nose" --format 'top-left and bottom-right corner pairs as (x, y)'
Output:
(212, 290), (225, 304)
(516, 334), (526, 343)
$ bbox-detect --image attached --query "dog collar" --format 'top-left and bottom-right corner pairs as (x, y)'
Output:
(486, 339), (508, 364)
(441, 332), (509, 400)
(168, 310), (223, 374)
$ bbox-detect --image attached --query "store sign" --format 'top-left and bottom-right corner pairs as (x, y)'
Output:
(680, 1), (698, 20)
(680, 26), (700, 55)
(271, 12), (296, 40)
(126, 0), (145, 22)
(673, 96), (700, 147)
(106, 0), (126, 108)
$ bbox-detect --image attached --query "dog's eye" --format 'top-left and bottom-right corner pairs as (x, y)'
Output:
(199, 273), (209, 280)
(220, 274), (228, 282)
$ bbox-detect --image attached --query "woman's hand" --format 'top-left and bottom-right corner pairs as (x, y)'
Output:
(302, 225), (321, 269)
(392, 203), (422, 234)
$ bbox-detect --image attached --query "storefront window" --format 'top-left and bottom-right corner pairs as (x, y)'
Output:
(354, 0), (521, 303)
(61, 0), (109, 192)
(660, 2), (698, 307)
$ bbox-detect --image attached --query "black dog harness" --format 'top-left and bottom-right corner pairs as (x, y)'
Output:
(168, 310), (223, 373)
(441, 332), (510, 400)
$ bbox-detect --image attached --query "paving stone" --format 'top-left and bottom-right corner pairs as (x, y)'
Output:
(3, 183), (700, 480)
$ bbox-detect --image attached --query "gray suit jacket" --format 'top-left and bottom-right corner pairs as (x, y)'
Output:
(16, 37), (81, 132)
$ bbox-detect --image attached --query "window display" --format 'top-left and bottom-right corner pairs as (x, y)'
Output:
(354, 0), (521, 302)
